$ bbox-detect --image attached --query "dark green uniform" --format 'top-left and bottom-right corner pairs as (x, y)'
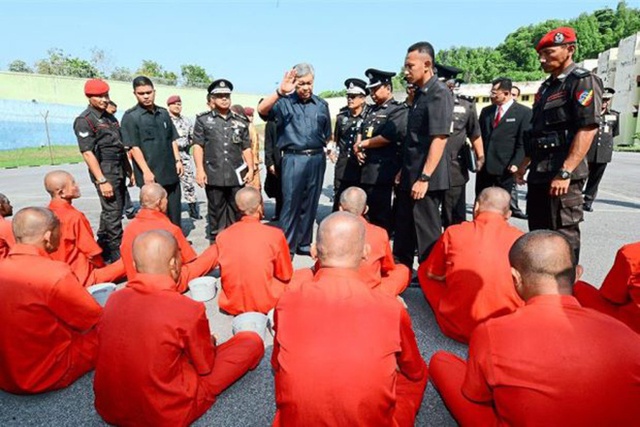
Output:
(73, 105), (127, 262)
(527, 63), (603, 261)
(583, 108), (619, 210)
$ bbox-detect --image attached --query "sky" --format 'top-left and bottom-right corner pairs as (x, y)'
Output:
(0, 0), (629, 93)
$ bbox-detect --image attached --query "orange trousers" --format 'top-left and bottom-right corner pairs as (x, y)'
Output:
(187, 331), (264, 425)
(85, 259), (126, 287)
(177, 244), (220, 293)
(574, 281), (640, 333)
(429, 351), (497, 427)
(377, 264), (411, 297)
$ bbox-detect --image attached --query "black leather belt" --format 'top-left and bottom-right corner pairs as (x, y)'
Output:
(283, 148), (324, 156)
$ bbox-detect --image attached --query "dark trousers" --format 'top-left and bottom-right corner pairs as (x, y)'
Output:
(205, 185), (241, 241)
(281, 152), (326, 253)
(475, 169), (513, 196)
(361, 183), (393, 234)
(510, 183), (524, 213)
(96, 177), (126, 262)
(583, 162), (608, 206)
(442, 184), (466, 228)
(527, 179), (585, 262)
(332, 179), (358, 212)
(164, 182), (182, 229)
(393, 189), (445, 269)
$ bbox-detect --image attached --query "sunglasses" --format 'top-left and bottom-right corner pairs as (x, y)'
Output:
(346, 94), (362, 99)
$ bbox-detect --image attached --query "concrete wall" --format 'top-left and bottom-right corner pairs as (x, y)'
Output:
(611, 33), (640, 145)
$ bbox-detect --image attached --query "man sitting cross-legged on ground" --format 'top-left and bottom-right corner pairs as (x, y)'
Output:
(429, 230), (640, 426)
(120, 183), (219, 291)
(0, 193), (15, 259)
(418, 187), (524, 343)
(45, 170), (125, 287)
(216, 187), (293, 315)
(574, 241), (640, 333)
(272, 212), (428, 426)
(94, 229), (264, 426)
(0, 207), (101, 394)
(294, 187), (410, 296)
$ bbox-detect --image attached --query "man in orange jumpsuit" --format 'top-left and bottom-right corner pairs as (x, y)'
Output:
(216, 187), (292, 315)
(272, 212), (428, 426)
(429, 230), (640, 426)
(0, 207), (102, 394)
(121, 183), (218, 291)
(94, 229), (264, 426)
(0, 193), (15, 259)
(45, 170), (125, 287)
(574, 241), (640, 333)
(418, 187), (524, 343)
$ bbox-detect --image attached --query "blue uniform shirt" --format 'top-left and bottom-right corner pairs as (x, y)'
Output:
(269, 93), (331, 150)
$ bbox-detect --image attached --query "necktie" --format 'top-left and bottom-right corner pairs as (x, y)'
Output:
(493, 105), (502, 128)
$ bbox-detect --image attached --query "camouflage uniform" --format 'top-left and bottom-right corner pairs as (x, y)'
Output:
(171, 114), (198, 204)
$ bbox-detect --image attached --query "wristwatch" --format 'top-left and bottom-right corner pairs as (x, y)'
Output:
(95, 177), (107, 185)
(418, 173), (431, 182)
(557, 169), (571, 180)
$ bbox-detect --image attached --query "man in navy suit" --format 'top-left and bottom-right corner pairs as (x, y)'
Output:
(477, 78), (532, 219)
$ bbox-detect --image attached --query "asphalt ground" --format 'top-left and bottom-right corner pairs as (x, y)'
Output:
(0, 151), (639, 426)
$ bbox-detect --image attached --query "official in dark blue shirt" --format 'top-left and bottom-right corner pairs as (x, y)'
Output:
(258, 63), (331, 257)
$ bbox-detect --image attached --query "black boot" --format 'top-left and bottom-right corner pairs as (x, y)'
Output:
(188, 202), (202, 219)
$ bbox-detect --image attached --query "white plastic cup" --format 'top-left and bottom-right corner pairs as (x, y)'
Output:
(188, 276), (217, 302)
(232, 312), (269, 341)
(87, 282), (116, 307)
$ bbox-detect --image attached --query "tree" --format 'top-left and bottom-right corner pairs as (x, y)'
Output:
(136, 60), (178, 86)
(110, 66), (133, 82)
(90, 47), (114, 77)
(35, 48), (100, 78)
(8, 60), (32, 73)
(181, 64), (211, 88)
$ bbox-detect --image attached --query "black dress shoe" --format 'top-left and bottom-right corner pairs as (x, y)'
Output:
(511, 210), (528, 220)
(583, 203), (593, 212)
(296, 246), (312, 257)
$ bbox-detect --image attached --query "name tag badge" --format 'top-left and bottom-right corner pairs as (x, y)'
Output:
(164, 122), (167, 129)
(453, 105), (466, 113)
(604, 114), (616, 122)
(506, 118), (516, 122)
(366, 126), (374, 138)
(603, 125), (610, 133)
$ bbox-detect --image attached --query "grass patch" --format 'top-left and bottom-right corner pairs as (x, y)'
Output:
(614, 144), (640, 153)
(0, 145), (83, 168)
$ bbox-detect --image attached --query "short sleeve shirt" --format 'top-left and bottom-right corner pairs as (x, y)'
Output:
(121, 104), (180, 186)
(447, 95), (481, 185)
(268, 94), (331, 151)
(73, 106), (126, 170)
(400, 75), (454, 191)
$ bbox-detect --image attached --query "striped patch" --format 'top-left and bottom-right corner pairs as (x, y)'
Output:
(576, 89), (594, 107)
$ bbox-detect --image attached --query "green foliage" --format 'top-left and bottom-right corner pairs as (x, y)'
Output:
(35, 48), (101, 78)
(437, 1), (640, 83)
(181, 64), (211, 88)
(136, 60), (178, 86)
(110, 66), (133, 82)
(8, 60), (32, 73)
(318, 89), (347, 99)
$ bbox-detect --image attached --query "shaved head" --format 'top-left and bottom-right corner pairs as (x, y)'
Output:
(0, 193), (8, 204)
(140, 184), (168, 210)
(0, 193), (12, 217)
(235, 186), (262, 216)
(475, 187), (511, 217)
(339, 187), (367, 216)
(132, 229), (180, 278)
(12, 207), (60, 251)
(44, 170), (73, 197)
(315, 212), (366, 269)
(509, 230), (576, 299)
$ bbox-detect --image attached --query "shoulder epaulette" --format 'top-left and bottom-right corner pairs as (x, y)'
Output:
(196, 110), (210, 118)
(124, 106), (138, 114)
(338, 106), (349, 114)
(458, 94), (475, 103)
(231, 111), (249, 122)
(571, 67), (591, 78)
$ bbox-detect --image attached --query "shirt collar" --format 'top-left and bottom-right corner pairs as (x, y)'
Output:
(526, 294), (581, 308)
(553, 62), (577, 82)
(48, 198), (74, 210)
(87, 105), (106, 119)
(9, 243), (51, 258)
(292, 93), (317, 105)
(314, 267), (364, 282)
(474, 211), (508, 224)
(126, 273), (180, 293)
(240, 215), (261, 223)
(137, 103), (159, 115)
(420, 74), (439, 93)
(135, 208), (170, 221)
(498, 98), (514, 112)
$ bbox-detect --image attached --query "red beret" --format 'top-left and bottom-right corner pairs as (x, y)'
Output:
(244, 107), (254, 117)
(166, 95), (181, 105)
(84, 79), (110, 96)
(536, 27), (577, 52)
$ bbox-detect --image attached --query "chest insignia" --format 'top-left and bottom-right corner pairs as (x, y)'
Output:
(576, 89), (594, 107)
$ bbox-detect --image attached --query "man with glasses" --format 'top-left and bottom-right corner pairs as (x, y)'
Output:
(73, 79), (130, 263)
(193, 79), (255, 242)
(121, 76), (184, 228)
(353, 69), (408, 234)
(516, 27), (603, 262)
(332, 78), (369, 211)
(258, 63), (331, 258)
(478, 77), (531, 220)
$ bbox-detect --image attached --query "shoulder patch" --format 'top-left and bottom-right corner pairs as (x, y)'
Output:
(571, 67), (591, 78)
